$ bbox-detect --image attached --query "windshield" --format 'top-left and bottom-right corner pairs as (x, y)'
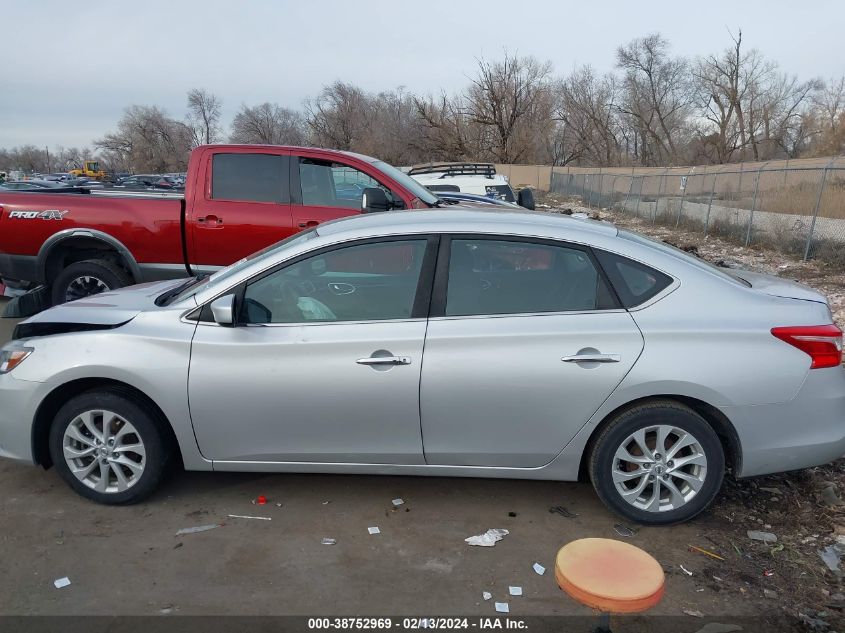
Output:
(169, 228), (318, 303)
(370, 160), (439, 206)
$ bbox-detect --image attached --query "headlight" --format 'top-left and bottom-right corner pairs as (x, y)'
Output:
(0, 346), (33, 374)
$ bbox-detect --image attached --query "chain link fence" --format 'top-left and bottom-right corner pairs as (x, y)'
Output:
(549, 158), (845, 267)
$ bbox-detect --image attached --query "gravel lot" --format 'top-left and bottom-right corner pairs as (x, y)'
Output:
(1, 195), (842, 632)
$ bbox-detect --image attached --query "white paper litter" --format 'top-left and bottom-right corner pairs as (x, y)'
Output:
(321, 538), (337, 545)
(482, 591), (492, 601)
(494, 602), (509, 613)
(175, 524), (220, 536)
(680, 564), (693, 576)
(509, 586), (522, 596)
(368, 526), (380, 535)
(227, 514), (271, 521)
(392, 498), (404, 506)
(53, 577), (71, 589)
(533, 562), (546, 575)
(465, 528), (509, 547)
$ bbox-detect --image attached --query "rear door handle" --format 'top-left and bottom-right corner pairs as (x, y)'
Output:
(561, 353), (621, 363)
(356, 356), (411, 366)
(298, 220), (320, 228)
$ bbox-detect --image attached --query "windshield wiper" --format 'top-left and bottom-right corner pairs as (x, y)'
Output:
(155, 274), (209, 306)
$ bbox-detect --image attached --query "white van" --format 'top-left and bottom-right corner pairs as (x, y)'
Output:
(408, 163), (535, 208)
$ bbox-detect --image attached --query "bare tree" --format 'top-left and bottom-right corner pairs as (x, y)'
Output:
(229, 103), (306, 145)
(305, 81), (372, 151)
(465, 53), (554, 163)
(95, 105), (192, 172)
(556, 66), (622, 165)
(186, 89), (223, 146)
(616, 33), (692, 165)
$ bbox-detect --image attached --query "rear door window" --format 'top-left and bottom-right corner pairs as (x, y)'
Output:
(593, 250), (673, 308)
(212, 153), (288, 203)
(445, 238), (617, 316)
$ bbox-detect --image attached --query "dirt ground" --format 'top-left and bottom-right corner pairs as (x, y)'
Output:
(1, 195), (844, 632)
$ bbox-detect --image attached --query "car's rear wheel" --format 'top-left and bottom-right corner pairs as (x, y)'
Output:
(589, 401), (725, 525)
(49, 390), (172, 504)
(51, 258), (132, 305)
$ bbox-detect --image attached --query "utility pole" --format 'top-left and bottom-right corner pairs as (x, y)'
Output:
(45, 146), (51, 173)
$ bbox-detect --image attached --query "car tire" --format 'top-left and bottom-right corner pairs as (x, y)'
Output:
(589, 400), (725, 525)
(49, 389), (172, 505)
(51, 258), (132, 305)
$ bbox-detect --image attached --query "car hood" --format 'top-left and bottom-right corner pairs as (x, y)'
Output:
(732, 270), (828, 304)
(15, 279), (188, 336)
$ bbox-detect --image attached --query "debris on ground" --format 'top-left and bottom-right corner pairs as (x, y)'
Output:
(613, 523), (636, 538)
(533, 562), (546, 576)
(391, 498), (404, 506)
(747, 530), (777, 543)
(508, 511), (517, 517)
(175, 524), (221, 536)
(465, 528), (509, 547)
(821, 486), (845, 507)
(764, 589), (778, 599)
(688, 545), (725, 561)
(508, 586), (522, 596)
(680, 565), (694, 576)
(494, 602), (509, 613)
(548, 505), (577, 518)
(693, 624), (742, 633)
(683, 609), (704, 617)
(818, 546), (843, 574)
(227, 514), (271, 521)
(798, 611), (831, 631)
(53, 577), (71, 589)
(368, 526), (381, 535)
(255, 495), (267, 505)
(321, 538), (337, 546)
(482, 591), (492, 601)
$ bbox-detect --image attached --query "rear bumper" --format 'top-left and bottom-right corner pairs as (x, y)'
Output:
(722, 366), (845, 477)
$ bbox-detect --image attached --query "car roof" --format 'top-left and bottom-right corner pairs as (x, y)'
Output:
(316, 209), (617, 240)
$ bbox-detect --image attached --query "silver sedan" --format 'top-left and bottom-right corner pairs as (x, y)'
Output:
(1, 209), (843, 524)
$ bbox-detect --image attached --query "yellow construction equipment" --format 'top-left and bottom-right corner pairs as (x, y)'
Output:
(69, 160), (107, 180)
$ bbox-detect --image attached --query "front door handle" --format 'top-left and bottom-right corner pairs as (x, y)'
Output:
(561, 353), (621, 363)
(298, 220), (320, 228)
(356, 356), (412, 366)
(197, 214), (224, 228)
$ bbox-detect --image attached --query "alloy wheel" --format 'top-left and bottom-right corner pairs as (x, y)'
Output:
(62, 409), (146, 493)
(65, 275), (109, 302)
(611, 425), (708, 512)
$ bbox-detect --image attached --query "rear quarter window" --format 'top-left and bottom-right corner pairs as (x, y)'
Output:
(594, 250), (673, 308)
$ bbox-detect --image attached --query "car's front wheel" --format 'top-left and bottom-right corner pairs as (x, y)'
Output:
(589, 400), (725, 525)
(49, 390), (172, 504)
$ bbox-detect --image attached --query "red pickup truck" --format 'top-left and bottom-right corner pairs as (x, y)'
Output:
(0, 145), (441, 310)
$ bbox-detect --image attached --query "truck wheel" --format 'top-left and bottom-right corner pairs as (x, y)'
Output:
(51, 259), (132, 305)
(49, 389), (173, 505)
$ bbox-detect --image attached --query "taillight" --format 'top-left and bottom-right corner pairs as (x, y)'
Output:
(771, 325), (843, 369)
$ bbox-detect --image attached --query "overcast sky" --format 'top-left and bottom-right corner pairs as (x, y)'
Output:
(2, 0), (843, 149)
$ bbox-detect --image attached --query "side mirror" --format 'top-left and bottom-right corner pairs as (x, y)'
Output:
(361, 187), (390, 213)
(209, 294), (235, 325)
(517, 188), (535, 210)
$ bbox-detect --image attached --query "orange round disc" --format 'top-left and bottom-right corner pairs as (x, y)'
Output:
(555, 538), (665, 613)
